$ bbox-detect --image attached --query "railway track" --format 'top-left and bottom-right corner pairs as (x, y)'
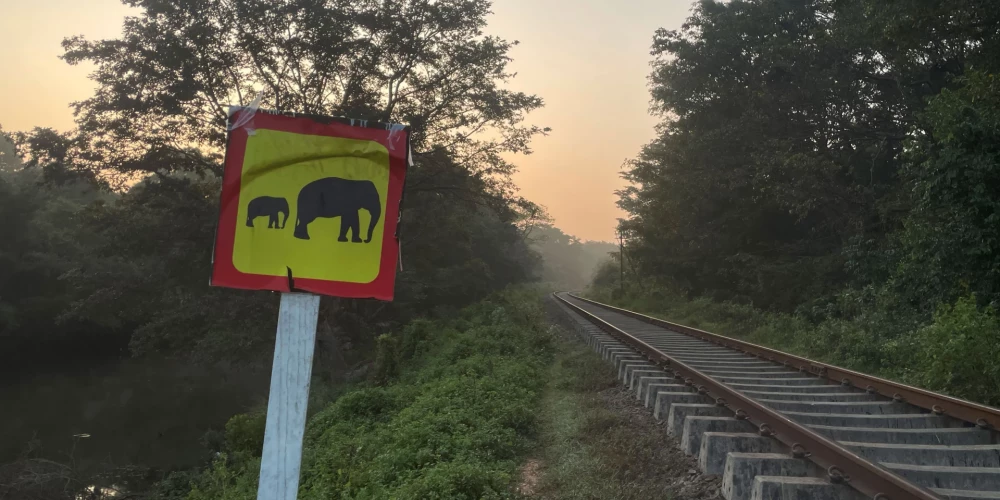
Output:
(553, 292), (1000, 500)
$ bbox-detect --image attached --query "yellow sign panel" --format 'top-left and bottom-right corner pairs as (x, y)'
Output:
(232, 129), (390, 284)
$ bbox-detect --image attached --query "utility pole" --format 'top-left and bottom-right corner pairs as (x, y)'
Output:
(618, 227), (624, 296)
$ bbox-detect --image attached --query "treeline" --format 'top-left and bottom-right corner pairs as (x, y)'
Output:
(620, 0), (1000, 314)
(0, 143), (537, 371)
(529, 224), (616, 292)
(608, 0), (1000, 402)
(0, 0), (555, 372)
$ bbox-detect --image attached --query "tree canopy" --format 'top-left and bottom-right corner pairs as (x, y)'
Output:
(2, 0), (552, 369)
(619, 0), (1000, 313)
(59, 0), (545, 191)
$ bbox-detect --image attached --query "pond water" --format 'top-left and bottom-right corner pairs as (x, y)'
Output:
(0, 358), (269, 474)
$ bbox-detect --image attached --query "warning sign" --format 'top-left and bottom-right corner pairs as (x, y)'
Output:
(211, 109), (409, 300)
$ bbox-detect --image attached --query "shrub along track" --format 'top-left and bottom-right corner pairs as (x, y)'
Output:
(553, 292), (1000, 500)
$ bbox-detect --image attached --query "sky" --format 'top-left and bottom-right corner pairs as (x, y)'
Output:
(0, 0), (692, 242)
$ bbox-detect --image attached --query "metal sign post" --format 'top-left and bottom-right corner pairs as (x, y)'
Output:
(256, 292), (321, 500)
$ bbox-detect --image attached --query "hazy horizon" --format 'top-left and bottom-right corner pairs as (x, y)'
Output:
(0, 0), (691, 242)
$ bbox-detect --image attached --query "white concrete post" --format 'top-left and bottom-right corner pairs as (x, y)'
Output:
(256, 292), (321, 500)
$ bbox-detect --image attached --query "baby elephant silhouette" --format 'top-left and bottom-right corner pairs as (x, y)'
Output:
(246, 196), (289, 229)
(293, 177), (381, 242)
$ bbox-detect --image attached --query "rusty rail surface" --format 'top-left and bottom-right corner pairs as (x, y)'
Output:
(554, 292), (940, 500)
(567, 293), (1000, 432)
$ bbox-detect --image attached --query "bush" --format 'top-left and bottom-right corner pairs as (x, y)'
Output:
(179, 287), (552, 500)
(223, 412), (266, 457)
(908, 296), (1000, 406)
(589, 285), (1000, 407)
(185, 454), (259, 500)
(371, 333), (401, 385)
(400, 319), (433, 360)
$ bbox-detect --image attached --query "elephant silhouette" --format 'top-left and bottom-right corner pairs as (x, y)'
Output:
(246, 196), (289, 229)
(293, 177), (382, 242)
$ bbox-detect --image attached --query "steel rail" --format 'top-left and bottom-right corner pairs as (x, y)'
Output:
(569, 293), (1000, 432)
(554, 292), (939, 500)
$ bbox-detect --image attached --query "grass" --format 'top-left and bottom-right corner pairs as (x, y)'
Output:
(5, 288), (733, 499)
(157, 287), (555, 500)
(586, 286), (1000, 408)
(531, 340), (617, 499)
(145, 289), (724, 499)
(529, 311), (717, 499)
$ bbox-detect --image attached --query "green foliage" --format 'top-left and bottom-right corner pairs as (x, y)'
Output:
(3, 32), (545, 369)
(371, 333), (402, 385)
(889, 71), (1000, 310)
(55, 174), (281, 364)
(619, 0), (899, 310)
(592, 284), (1000, 406)
(611, 0), (1000, 406)
(399, 319), (433, 360)
(618, 0), (1000, 312)
(224, 413), (267, 457)
(0, 143), (541, 367)
(185, 454), (260, 500)
(394, 151), (541, 317)
(148, 475), (193, 500)
(60, 0), (545, 187)
(181, 288), (553, 500)
(2, 0), (548, 369)
(0, 135), (116, 368)
(909, 296), (1000, 406)
(590, 259), (620, 292)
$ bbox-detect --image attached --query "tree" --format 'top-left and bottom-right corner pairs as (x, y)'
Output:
(616, 0), (1000, 311)
(61, 0), (546, 191)
(13, 0), (550, 365)
(393, 149), (540, 315)
(528, 223), (615, 291)
(7, 127), (107, 188)
(0, 133), (115, 370)
(622, 0), (885, 309)
(890, 72), (1000, 310)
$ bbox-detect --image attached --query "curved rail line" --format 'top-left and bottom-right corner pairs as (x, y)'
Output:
(554, 292), (1000, 500)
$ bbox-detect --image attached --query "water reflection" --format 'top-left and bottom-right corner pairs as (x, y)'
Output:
(77, 484), (122, 499)
(1, 358), (269, 498)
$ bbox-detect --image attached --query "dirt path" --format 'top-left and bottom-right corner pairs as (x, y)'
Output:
(523, 298), (722, 499)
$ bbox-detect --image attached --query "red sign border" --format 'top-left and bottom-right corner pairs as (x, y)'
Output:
(210, 109), (409, 301)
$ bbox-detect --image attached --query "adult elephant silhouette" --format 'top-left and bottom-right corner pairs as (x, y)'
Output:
(293, 177), (382, 243)
(246, 196), (289, 229)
